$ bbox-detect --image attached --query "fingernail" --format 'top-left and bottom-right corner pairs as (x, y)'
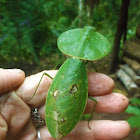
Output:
(121, 121), (127, 123)
(117, 120), (128, 124)
(6, 69), (23, 74)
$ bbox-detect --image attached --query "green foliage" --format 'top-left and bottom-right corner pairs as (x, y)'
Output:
(0, 0), (140, 66)
(127, 0), (140, 38)
(0, 0), (78, 66)
(125, 98), (140, 135)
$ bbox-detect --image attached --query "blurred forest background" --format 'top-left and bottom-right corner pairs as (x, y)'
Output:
(0, 0), (140, 139)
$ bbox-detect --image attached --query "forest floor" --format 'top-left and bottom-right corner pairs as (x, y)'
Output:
(1, 52), (139, 140)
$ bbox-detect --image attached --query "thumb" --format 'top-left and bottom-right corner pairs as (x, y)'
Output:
(0, 68), (25, 94)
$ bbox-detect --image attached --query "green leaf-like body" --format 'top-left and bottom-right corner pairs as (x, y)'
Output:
(57, 26), (111, 60)
(45, 57), (88, 138)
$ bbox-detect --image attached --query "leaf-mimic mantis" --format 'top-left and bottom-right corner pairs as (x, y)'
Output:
(32, 26), (111, 138)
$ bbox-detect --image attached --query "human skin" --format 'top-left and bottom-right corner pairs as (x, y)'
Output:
(0, 68), (130, 140)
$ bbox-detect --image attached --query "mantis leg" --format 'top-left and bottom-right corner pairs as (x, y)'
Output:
(87, 96), (97, 129)
(53, 59), (62, 70)
(27, 72), (53, 101)
(84, 61), (97, 128)
(85, 61), (97, 72)
(89, 61), (97, 72)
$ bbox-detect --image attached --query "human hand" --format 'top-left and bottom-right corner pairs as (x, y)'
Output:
(0, 69), (130, 140)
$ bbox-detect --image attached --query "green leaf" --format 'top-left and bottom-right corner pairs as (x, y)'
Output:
(127, 116), (140, 127)
(131, 98), (140, 105)
(125, 105), (140, 115)
(57, 26), (111, 60)
(135, 129), (140, 136)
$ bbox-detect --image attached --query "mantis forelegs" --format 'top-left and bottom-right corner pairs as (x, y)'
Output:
(88, 96), (97, 129)
(27, 72), (53, 101)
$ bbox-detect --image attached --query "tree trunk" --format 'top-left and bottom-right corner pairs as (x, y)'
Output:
(109, 0), (130, 73)
(85, 0), (100, 25)
(78, 0), (85, 27)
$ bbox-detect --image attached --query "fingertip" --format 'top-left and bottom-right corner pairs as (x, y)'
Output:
(7, 69), (25, 89)
(6, 68), (24, 74)
(91, 120), (131, 140)
(0, 68), (25, 94)
(119, 121), (131, 138)
(112, 93), (129, 112)
(85, 93), (129, 114)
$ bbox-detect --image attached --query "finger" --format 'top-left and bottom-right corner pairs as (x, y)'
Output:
(39, 120), (130, 140)
(16, 71), (114, 108)
(88, 72), (114, 96)
(16, 70), (57, 107)
(0, 115), (8, 140)
(0, 91), (31, 137)
(0, 68), (25, 94)
(85, 93), (129, 114)
(15, 119), (37, 140)
(38, 93), (129, 121)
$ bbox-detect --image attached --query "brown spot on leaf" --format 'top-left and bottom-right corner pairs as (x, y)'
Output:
(69, 84), (78, 94)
